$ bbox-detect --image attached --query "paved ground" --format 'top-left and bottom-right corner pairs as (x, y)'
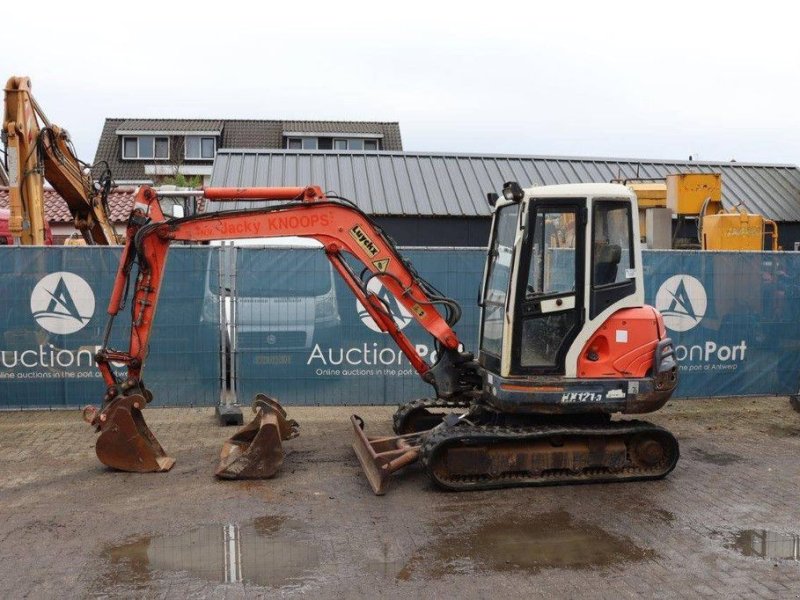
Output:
(0, 397), (798, 599)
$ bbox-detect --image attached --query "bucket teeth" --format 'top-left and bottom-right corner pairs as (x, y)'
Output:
(215, 395), (299, 480)
(91, 394), (175, 473)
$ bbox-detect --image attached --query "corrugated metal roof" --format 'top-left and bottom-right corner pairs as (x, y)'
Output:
(207, 150), (800, 221)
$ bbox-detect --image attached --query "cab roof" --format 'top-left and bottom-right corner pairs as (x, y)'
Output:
(494, 182), (634, 210)
(524, 182), (634, 198)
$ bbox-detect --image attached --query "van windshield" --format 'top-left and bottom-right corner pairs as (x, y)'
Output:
(233, 249), (333, 297)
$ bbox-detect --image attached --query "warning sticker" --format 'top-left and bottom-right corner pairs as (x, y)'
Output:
(411, 303), (426, 318)
(372, 258), (390, 272)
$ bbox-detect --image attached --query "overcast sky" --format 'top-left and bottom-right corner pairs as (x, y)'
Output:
(4, 0), (799, 165)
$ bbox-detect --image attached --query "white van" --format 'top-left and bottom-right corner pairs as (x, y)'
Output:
(203, 237), (341, 352)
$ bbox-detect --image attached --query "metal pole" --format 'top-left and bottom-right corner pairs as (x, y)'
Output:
(230, 243), (239, 404)
(215, 241), (243, 425)
(218, 243), (227, 406)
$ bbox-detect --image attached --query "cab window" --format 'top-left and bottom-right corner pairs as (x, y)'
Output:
(526, 211), (576, 298)
(590, 200), (635, 318)
(481, 205), (519, 358)
(593, 202), (632, 286)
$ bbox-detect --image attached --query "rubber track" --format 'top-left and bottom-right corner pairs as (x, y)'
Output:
(420, 419), (680, 491)
(392, 397), (471, 435)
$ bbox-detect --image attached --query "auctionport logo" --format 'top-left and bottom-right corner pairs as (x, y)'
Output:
(356, 279), (413, 333)
(30, 272), (95, 335)
(655, 275), (707, 332)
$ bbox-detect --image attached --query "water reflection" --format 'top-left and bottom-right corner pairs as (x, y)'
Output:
(403, 511), (654, 577)
(104, 517), (320, 588)
(728, 529), (800, 560)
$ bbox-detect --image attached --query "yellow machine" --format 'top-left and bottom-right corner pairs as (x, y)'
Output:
(666, 173), (722, 216)
(628, 182), (667, 240)
(2, 76), (117, 245)
(701, 209), (778, 251)
(627, 173), (779, 251)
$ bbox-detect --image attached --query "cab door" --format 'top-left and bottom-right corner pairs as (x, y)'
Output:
(511, 201), (585, 375)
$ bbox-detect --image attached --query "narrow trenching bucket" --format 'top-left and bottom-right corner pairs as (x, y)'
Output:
(215, 395), (299, 480)
(350, 415), (421, 495)
(83, 394), (175, 473)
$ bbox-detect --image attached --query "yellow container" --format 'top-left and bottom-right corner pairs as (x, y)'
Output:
(667, 173), (721, 215)
(702, 212), (777, 251)
(629, 182), (667, 239)
(628, 183), (667, 208)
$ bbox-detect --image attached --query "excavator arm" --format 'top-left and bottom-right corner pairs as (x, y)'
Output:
(3, 76), (117, 245)
(86, 185), (479, 474)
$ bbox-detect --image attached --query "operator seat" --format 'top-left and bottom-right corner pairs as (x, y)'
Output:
(594, 242), (621, 285)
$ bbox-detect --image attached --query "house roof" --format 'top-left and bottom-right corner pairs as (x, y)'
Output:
(0, 187), (137, 224)
(206, 149), (800, 221)
(116, 119), (225, 134)
(93, 118), (403, 182)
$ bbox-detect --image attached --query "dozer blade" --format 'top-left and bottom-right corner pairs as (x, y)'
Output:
(84, 394), (175, 473)
(215, 395), (299, 480)
(350, 415), (421, 495)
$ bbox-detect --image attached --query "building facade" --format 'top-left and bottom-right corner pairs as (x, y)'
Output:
(93, 119), (403, 186)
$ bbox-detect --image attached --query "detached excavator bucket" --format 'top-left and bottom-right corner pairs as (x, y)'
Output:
(83, 394), (175, 473)
(350, 415), (421, 495)
(215, 395), (299, 480)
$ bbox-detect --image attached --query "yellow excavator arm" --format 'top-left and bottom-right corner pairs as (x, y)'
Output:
(2, 76), (118, 245)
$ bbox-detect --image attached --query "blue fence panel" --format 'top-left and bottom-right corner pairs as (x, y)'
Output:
(643, 250), (800, 398)
(234, 247), (485, 405)
(0, 246), (219, 408)
(145, 246), (220, 405)
(2, 246), (799, 409)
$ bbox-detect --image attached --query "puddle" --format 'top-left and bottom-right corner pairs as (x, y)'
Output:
(361, 541), (409, 579)
(726, 529), (800, 561)
(688, 448), (743, 466)
(405, 511), (654, 577)
(101, 516), (320, 589)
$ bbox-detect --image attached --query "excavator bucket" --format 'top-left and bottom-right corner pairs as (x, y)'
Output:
(83, 394), (175, 473)
(215, 395), (299, 480)
(350, 415), (421, 495)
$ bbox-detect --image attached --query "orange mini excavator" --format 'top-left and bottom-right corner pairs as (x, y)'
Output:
(84, 182), (679, 492)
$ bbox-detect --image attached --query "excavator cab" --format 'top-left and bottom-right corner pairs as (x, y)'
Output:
(478, 182), (677, 415)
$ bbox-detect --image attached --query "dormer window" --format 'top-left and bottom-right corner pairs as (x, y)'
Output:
(122, 136), (169, 160)
(286, 137), (318, 150)
(185, 136), (217, 160)
(285, 135), (381, 150)
(333, 139), (379, 151)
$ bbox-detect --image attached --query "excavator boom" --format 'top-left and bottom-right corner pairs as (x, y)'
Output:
(86, 185), (477, 476)
(3, 76), (117, 245)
